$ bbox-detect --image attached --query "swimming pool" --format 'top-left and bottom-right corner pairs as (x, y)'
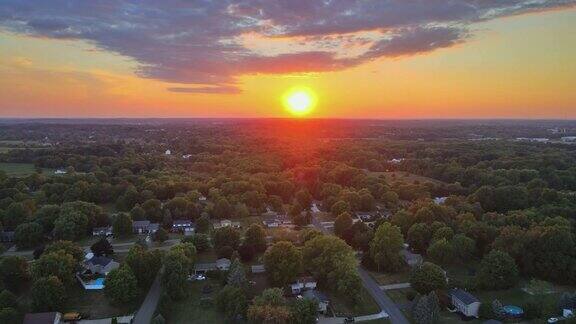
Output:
(503, 305), (524, 317)
(93, 278), (105, 285)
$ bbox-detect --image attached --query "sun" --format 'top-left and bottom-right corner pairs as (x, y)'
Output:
(283, 88), (317, 117)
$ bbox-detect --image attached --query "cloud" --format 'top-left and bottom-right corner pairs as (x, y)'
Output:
(0, 0), (574, 93)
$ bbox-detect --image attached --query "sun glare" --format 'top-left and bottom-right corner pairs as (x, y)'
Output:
(283, 88), (316, 117)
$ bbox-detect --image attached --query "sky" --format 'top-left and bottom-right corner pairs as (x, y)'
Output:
(0, 0), (575, 119)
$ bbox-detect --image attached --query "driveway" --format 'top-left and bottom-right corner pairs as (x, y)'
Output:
(133, 270), (163, 324)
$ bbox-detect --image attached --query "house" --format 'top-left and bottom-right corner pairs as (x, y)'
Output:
(433, 197), (448, 205)
(290, 276), (317, 295)
(198, 195), (207, 202)
(561, 136), (576, 143)
(0, 230), (15, 242)
(216, 258), (231, 271)
(84, 256), (120, 275)
(214, 219), (240, 229)
(23, 312), (62, 324)
(182, 154), (193, 159)
(251, 265), (265, 273)
(92, 226), (112, 237)
(194, 262), (216, 275)
(311, 202), (321, 213)
(172, 219), (195, 235)
(263, 216), (280, 228)
(54, 169), (67, 175)
(302, 290), (329, 314)
(165, 149), (171, 155)
(449, 288), (481, 318)
(357, 212), (378, 222)
(389, 158), (405, 164)
(132, 220), (160, 234)
(400, 248), (423, 267)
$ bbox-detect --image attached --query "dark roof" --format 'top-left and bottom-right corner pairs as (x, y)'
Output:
(23, 312), (59, 324)
(88, 256), (113, 267)
(450, 288), (479, 305)
(483, 321), (502, 324)
(133, 220), (150, 227)
(302, 290), (329, 303)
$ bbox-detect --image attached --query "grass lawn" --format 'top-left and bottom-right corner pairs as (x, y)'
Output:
(161, 279), (228, 324)
(63, 284), (141, 319)
(368, 270), (411, 286)
(0, 162), (54, 177)
(327, 286), (381, 317)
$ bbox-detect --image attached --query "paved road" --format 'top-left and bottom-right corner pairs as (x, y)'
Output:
(311, 214), (409, 324)
(133, 270), (163, 324)
(2, 239), (180, 257)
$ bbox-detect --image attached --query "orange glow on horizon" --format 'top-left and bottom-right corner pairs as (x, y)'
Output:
(283, 88), (317, 117)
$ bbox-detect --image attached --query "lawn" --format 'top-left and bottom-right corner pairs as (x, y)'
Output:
(327, 286), (381, 317)
(63, 284), (141, 319)
(368, 270), (411, 286)
(0, 162), (54, 177)
(161, 279), (228, 324)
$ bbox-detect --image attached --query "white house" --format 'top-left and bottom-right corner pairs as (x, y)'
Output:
(290, 276), (317, 295)
(165, 149), (172, 155)
(449, 288), (481, 318)
(172, 219), (195, 235)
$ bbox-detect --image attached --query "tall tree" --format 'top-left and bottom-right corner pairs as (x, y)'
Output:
(105, 266), (139, 304)
(370, 222), (405, 272)
(264, 241), (302, 286)
(31, 276), (66, 312)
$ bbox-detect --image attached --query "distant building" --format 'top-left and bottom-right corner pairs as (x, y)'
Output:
(0, 230), (15, 242)
(214, 219), (240, 229)
(216, 258), (231, 271)
(450, 288), (481, 318)
(400, 247), (423, 267)
(54, 169), (67, 175)
(290, 276), (317, 295)
(433, 197), (448, 205)
(515, 137), (549, 143)
(172, 219), (195, 235)
(23, 312), (62, 324)
(132, 220), (160, 234)
(302, 290), (329, 314)
(182, 154), (193, 159)
(251, 265), (266, 274)
(389, 158), (405, 164)
(561, 136), (576, 143)
(92, 226), (112, 237)
(165, 149), (172, 155)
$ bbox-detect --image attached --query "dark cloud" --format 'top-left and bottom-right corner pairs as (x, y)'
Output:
(0, 0), (574, 93)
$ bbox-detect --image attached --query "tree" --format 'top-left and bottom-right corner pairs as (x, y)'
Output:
(153, 228), (169, 243)
(171, 243), (197, 269)
(0, 307), (19, 324)
(370, 222), (405, 272)
(91, 237), (114, 257)
(213, 198), (232, 219)
(130, 205), (146, 221)
(45, 241), (83, 262)
(427, 239), (453, 266)
(478, 250), (518, 290)
(105, 266), (139, 304)
(196, 215), (211, 234)
(216, 285), (247, 319)
(190, 233), (211, 252)
(407, 223), (431, 254)
(291, 298), (318, 324)
(410, 262), (447, 294)
(334, 212), (353, 239)
(295, 189), (313, 209)
(247, 288), (291, 323)
(162, 250), (189, 300)
(34, 204), (61, 233)
(213, 227), (241, 250)
(53, 211), (89, 241)
(303, 235), (362, 301)
(227, 258), (247, 287)
(0, 290), (17, 309)
(0, 256), (29, 291)
(431, 226), (454, 242)
(31, 251), (77, 286)
(331, 200), (350, 216)
(113, 213), (132, 238)
(125, 245), (162, 288)
(264, 241), (302, 286)
(451, 234), (475, 262)
(412, 292), (440, 324)
(31, 276), (66, 311)
(244, 224), (267, 253)
(14, 222), (44, 248)
(238, 244), (255, 262)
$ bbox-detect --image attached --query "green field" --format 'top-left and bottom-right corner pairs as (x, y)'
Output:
(161, 279), (228, 324)
(0, 162), (55, 177)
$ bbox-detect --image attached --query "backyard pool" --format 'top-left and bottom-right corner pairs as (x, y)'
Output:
(503, 305), (524, 318)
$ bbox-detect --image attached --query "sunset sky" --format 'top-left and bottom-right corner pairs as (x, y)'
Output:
(0, 1), (575, 119)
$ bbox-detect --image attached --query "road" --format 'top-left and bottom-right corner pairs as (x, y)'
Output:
(311, 215), (409, 324)
(133, 269), (163, 324)
(2, 239), (181, 258)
